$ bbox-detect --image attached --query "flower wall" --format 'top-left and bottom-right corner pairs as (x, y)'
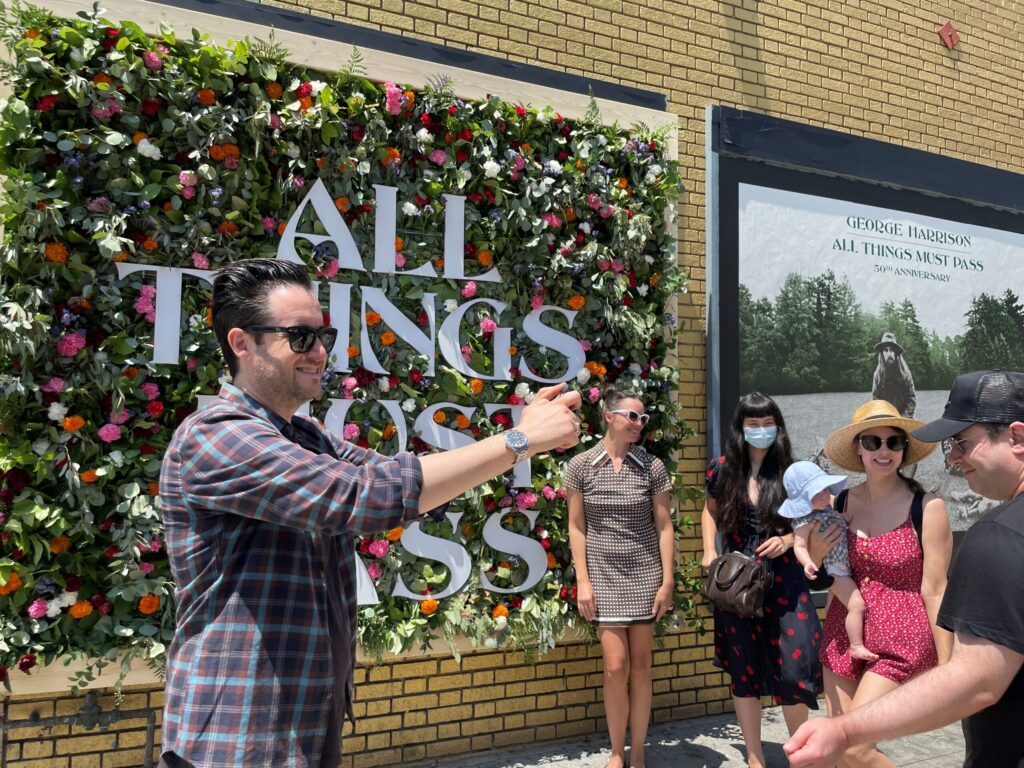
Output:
(0, 5), (696, 690)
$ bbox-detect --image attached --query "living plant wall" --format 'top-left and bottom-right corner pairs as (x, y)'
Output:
(0, 3), (695, 691)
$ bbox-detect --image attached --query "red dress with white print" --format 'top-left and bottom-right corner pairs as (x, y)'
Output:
(822, 492), (938, 683)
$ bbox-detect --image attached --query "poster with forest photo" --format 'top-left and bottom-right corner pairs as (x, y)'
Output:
(739, 184), (1024, 529)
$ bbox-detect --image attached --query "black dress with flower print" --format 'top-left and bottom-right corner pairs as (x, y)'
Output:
(705, 457), (823, 707)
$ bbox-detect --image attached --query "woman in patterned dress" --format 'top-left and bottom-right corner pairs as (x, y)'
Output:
(701, 392), (839, 768)
(820, 400), (953, 768)
(567, 387), (675, 768)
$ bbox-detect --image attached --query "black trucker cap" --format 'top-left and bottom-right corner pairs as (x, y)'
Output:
(912, 369), (1024, 442)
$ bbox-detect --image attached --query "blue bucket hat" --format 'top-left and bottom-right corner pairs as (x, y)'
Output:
(778, 461), (847, 519)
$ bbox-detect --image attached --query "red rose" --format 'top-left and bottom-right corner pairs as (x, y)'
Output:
(459, 128), (473, 141)
(417, 311), (428, 326)
(559, 587), (568, 599)
(140, 98), (163, 116)
(410, 369), (422, 385)
(455, 150), (469, 163)
(540, 538), (551, 550)
(468, 192), (483, 204)
(17, 654), (36, 672)
(447, 105), (458, 115)
(509, 596), (522, 609)
(296, 82), (313, 97)
(623, 295), (633, 307)
(139, 443), (158, 455)
(514, 106), (526, 117)
(420, 113), (432, 126)
(351, 125), (364, 142)
(104, 545), (120, 558)
(36, 94), (59, 112)
(146, 401), (164, 418)
(65, 574), (83, 592)
(89, 593), (105, 608)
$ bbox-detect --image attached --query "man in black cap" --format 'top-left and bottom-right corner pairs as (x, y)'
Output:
(785, 369), (1024, 768)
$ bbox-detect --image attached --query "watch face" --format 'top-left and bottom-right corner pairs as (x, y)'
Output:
(506, 429), (528, 452)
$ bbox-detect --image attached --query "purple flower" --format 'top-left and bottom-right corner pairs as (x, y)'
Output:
(367, 539), (390, 558)
(41, 377), (66, 393)
(97, 423), (121, 443)
(28, 599), (48, 619)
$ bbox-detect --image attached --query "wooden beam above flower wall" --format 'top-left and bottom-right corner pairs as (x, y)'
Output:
(31, 0), (678, 160)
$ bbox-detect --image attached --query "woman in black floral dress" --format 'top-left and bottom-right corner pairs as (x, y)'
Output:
(701, 393), (838, 768)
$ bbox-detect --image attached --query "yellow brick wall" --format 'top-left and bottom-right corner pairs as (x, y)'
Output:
(9, 0), (1024, 765)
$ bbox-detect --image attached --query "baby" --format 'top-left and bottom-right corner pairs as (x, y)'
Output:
(780, 461), (879, 663)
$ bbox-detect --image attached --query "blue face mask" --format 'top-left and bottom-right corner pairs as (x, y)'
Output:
(744, 426), (778, 449)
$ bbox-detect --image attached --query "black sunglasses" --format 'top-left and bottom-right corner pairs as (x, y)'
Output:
(243, 325), (338, 354)
(857, 434), (907, 452)
(609, 409), (650, 425)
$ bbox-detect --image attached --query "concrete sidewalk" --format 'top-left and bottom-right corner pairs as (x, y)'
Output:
(435, 706), (965, 768)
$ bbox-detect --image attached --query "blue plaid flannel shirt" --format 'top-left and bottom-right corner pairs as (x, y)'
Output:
(159, 384), (426, 767)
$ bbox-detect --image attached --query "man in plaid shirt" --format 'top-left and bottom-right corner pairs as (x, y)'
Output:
(158, 259), (582, 767)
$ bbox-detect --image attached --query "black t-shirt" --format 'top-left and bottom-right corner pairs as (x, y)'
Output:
(937, 494), (1024, 768)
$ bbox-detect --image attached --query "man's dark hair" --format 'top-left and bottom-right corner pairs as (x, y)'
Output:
(212, 259), (313, 377)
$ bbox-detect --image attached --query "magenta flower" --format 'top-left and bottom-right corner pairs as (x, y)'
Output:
(515, 491), (537, 509)
(384, 81), (403, 115)
(588, 386), (601, 402)
(142, 51), (162, 71)
(41, 377), (66, 393)
(187, 357), (198, 371)
(587, 193), (601, 209)
(191, 252), (209, 269)
(140, 382), (160, 400)
(138, 562), (155, 575)
(224, 156), (239, 170)
(540, 212), (562, 228)
(542, 485), (557, 501)
(343, 423), (360, 441)
(579, 339), (593, 352)
(97, 423), (121, 443)
(460, 281), (477, 299)
(109, 408), (131, 425)
(531, 295), (544, 310)
(28, 599), (48, 619)
(497, 495), (514, 508)
(56, 332), (86, 358)
(366, 561), (383, 580)
(262, 216), (275, 232)
(368, 539), (390, 558)
(180, 185), (196, 200)
(269, 113), (281, 130)
(461, 344), (472, 363)
(429, 149), (448, 165)
(479, 318), (497, 334)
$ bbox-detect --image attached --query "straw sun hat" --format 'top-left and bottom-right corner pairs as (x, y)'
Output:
(824, 400), (937, 472)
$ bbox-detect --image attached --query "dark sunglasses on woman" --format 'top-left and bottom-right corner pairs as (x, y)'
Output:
(243, 325), (338, 354)
(610, 409), (650, 425)
(857, 434), (907, 452)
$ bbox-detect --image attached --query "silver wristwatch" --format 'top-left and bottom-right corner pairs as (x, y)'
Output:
(504, 429), (530, 463)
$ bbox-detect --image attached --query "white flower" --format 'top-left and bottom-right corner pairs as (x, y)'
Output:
(416, 128), (432, 144)
(576, 368), (592, 385)
(308, 80), (327, 94)
(48, 403), (68, 423)
(46, 601), (62, 618)
(443, 299), (459, 314)
(579, 222), (592, 235)
(524, 391), (535, 404)
(637, 284), (649, 297)
(629, 363), (642, 376)
(494, 615), (508, 631)
(401, 398), (417, 413)
(378, 376), (391, 393)
(137, 139), (162, 160)
(459, 169), (472, 184)
(32, 437), (50, 456)
(515, 383), (531, 399)
(108, 449), (125, 467)
(402, 201), (419, 216)
(483, 159), (501, 178)
(284, 143), (301, 159)
(645, 164), (662, 183)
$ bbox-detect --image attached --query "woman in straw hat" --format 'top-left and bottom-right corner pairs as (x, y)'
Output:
(702, 393), (840, 768)
(820, 400), (953, 768)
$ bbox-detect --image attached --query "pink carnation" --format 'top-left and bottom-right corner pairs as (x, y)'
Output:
(56, 332), (86, 358)
(180, 185), (196, 200)
(269, 113), (281, 130)
(587, 193), (602, 210)
(460, 281), (477, 299)
(579, 339), (593, 352)
(429, 149), (448, 165)
(394, 252), (405, 268)
(368, 539), (390, 558)
(599, 205), (615, 219)
(224, 156), (239, 170)
(109, 408), (130, 425)
(541, 485), (557, 501)
(531, 295), (544, 310)
(28, 599), (48, 619)
(515, 492), (537, 509)
(540, 212), (562, 228)
(588, 386), (601, 402)
(140, 382), (160, 400)
(343, 423), (360, 441)
(262, 216), (275, 232)
(342, 376), (358, 391)
(41, 377), (66, 393)
(479, 318), (497, 334)
(191, 252), (209, 269)
(461, 344), (472, 363)
(138, 562), (155, 575)
(142, 51), (162, 71)
(178, 171), (197, 187)
(97, 423), (121, 443)
(366, 561), (383, 580)
(384, 81), (403, 115)
(187, 357), (198, 371)
(498, 495), (514, 508)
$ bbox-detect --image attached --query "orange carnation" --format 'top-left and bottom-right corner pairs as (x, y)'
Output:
(0, 572), (22, 595)
(617, 176), (629, 189)
(380, 331), (396, 346)
(420, 598), (439, 616)
(380, 147), (401, 166)
(394, 236), (404, 251)
(508, 346), (517, 356)
(123, 366), (139, 379)
(455, 414), (470, 429)
(147, 481), (160, 497)
(477, 250), (493, 267)
(547, 552), (557, 569)
(80, 469), (98, 483)
(365, 311), (382, 327)
(346, 345), (359, 359)
(432, 411), (447, 424)
(23, 28), (41, 39)
(113, 251), (129, 262)
(491, 604), (509, 619)
(468, 378), (484, 395)
(132, 131), (148, 145)
(217, 221), (239, 236)
(381, 424), (397, 440)
(563, 207), (577, 222)
(567, 295), (586, 311)
(276, 221), (287, 236)
(334, 197), (350, 212)
(197, 89), (216, 106)
(209, 145), (226, 161)
(44, 242), (68, 263)
(138, 594), (160, 615)
(205, 307), (213, 327)
(584, 361), (607, 376)
(223, 144), (240, 158)
(63, 415), (85, 432)
(384, 526), (404, 542)
(265, 82), (283, 99)
(49, 535), (71, 554)
(142, 238), (158, 252)
(298, 95), (313, 111)
(92, 72), (115, 87)
(70, 600), (94, 619)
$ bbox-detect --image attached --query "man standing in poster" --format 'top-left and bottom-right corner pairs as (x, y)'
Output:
(871, 332), (916, 418)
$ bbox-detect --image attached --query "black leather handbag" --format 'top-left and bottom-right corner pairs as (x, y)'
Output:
(701, 551), (772, 619)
